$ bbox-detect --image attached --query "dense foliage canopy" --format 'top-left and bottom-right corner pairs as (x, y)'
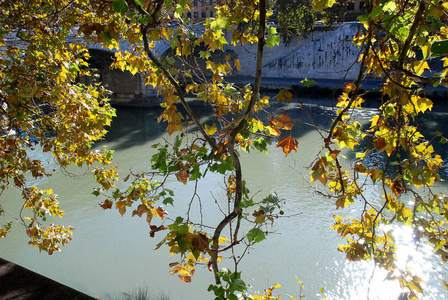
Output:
(1, 0), (448, 299)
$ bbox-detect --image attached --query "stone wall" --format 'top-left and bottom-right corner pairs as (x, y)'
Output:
(87, 22), (366, 105)
(226, 22), (363, 80)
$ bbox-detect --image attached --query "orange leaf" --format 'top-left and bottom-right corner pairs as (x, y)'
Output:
(175, 171), (190, 184)
(154, 206), (168, 219)
(179, 275), (192, 283)
(235, 59), (241, 71)
(269, 116), (277, 127)
(276, 135), (298, 156)
(374, 138), (386, 151)
(277, 114), (293, 130)
(343, 82), (356, 93)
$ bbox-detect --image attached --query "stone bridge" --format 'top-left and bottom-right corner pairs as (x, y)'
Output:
(5, 23), (369, 106)
(79, 22), (368, 106)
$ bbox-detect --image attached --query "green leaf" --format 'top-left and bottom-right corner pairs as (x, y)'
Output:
(210, 18), (227, 30)
(199, 50), (211, 59)
(439, 137), (448, 144)
(190, 164), (202, 181)
(301, 78), (316, 87)
(231, 278), (246, 292)
(247, 228), (266, 244)
(266, 35), (280, 48)
(262, 193), (279, 204)
(431, 40), (448, 57)
(229, 294), (238, 300)
(113, 0), (129, 14)
(163, 197), (174, 206)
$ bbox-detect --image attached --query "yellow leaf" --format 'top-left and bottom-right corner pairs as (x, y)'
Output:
(421, 45), (430, 59)
(160, 27), (173, 40)
(218, 237), (229, 244)
(412, 60), (430, 76)
(205, 123), (217, 135)
(254, 214), (266, 223)
(276, 89), (293, 103)
(166, 123), (183, 135)
(313, 0), (336, 10)
(235, 59), (241, 71)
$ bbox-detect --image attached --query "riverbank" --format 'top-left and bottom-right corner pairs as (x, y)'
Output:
(0, 257), (96, 299)
(110, 77), (448, 108)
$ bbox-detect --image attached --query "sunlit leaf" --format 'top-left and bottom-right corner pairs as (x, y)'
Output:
(205, 123), (217, 135)
(276, 135), (298, 156)
(300, 78), (317, 87)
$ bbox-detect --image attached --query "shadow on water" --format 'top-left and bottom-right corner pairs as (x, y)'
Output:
(96, 107), (166, 150)
(96, 98), (340, 152)
(96, 103), (215, 150)
(98, 95), (448, 181)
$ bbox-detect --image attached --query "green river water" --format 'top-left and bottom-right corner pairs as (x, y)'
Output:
(1, 98), (447, 299)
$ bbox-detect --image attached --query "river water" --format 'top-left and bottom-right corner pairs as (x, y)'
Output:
(1, 98), (447, 300)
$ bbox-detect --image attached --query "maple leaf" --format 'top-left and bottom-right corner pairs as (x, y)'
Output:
(391, 180), (404, 197)
(115, 201), (128, 216)
(276, 135), (298, 156)
(269, 116), (277, 127)
(277, 114), (293, 130)
(335, 196), (349, 209)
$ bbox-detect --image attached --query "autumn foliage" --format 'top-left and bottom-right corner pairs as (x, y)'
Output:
(1, 0), (448, 299)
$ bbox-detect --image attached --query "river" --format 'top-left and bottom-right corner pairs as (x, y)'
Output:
(0, 98), (447, 300)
